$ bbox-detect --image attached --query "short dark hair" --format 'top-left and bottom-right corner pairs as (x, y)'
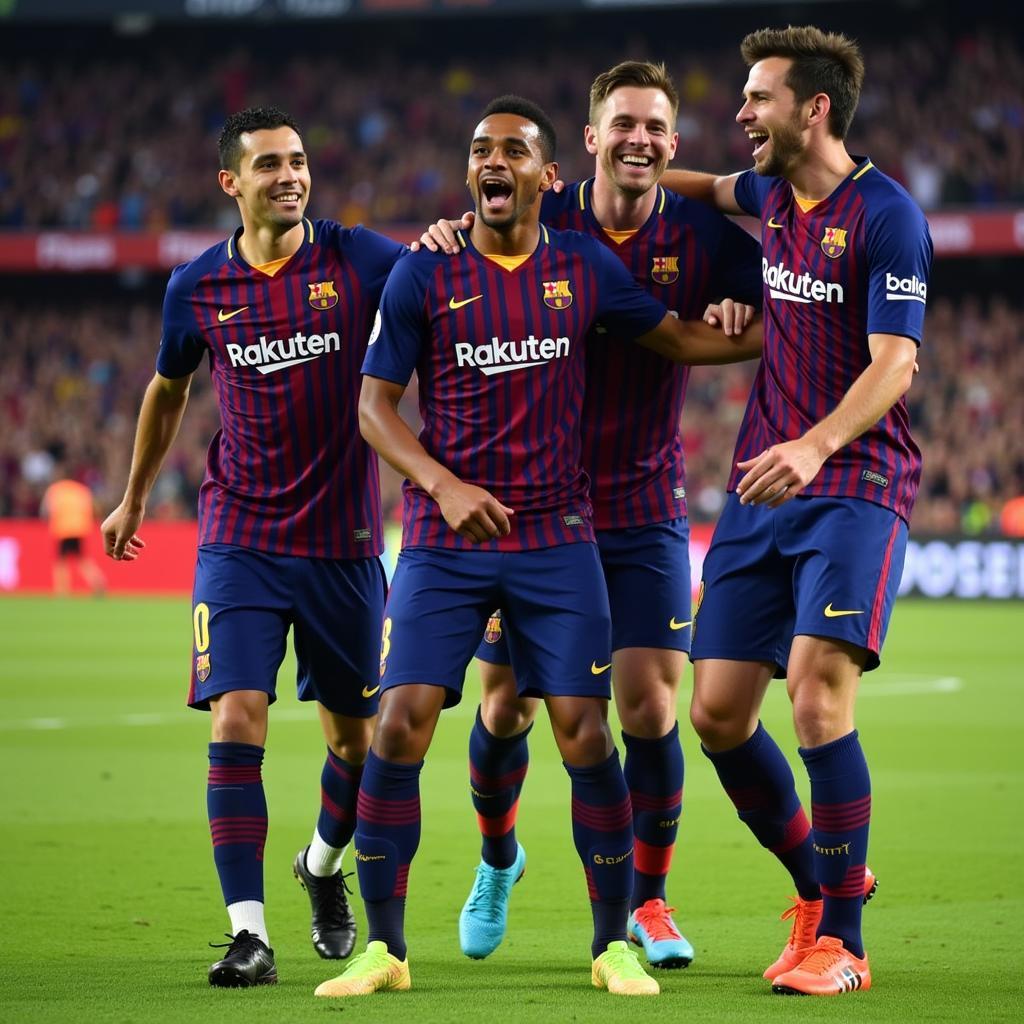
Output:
(741, 26), (864, 139)
(479, 95), (557, 162)
(589, 60), (679, 126)
(218, 106), (301, 171)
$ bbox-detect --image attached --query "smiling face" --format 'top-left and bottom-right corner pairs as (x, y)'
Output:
(736, 56), (807, 177)
(587, 85), (678, 199)
(219, 125), (310, 231)
(467, 113), (556, 231)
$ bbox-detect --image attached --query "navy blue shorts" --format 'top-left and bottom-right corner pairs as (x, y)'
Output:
(188, 543), (387, 716)
(690, 494), (907, 674)
(476, 519), (691, 666)
(380, 543), (612, 708)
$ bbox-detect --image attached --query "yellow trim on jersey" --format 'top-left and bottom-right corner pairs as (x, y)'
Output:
(484, 253), (531, 271)
(579, 181), (587, 210)
(305, 217), (314, 241)
(603, 227), (639, 245)
(794, 195), (823, 213)
(657, 185), (666, 214)
(541, 224), (549, 244)
(456, 229), (467, 249)
(227, 233), (234, 259)
(852, 161), (875, 181)
(253, 255), (292, 277)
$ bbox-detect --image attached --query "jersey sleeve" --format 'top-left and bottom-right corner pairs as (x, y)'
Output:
(155, 263), (206, 378)
(865, 198), (933, 343)
(733, 170), (773, 218)
(343, 224), (408, 303)
(709, 216), (763, 307)
(360, 252), (428, 385)
(591, 242), (668, 338)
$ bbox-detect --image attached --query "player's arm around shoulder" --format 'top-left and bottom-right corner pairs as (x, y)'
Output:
(659, 169), (744, 215)
(102, 371), (192, 561)
(636, 308), (763, 365)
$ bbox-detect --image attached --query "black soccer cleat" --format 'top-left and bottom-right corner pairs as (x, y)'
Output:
(208, 930), (277, 987)
(293, 846), (357, 960)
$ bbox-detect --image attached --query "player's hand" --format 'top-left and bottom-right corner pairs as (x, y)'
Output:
(101, 502), (147, 561)
(411, 213), (473, 255)
(435, 481), (514, 543)
(735, 437), (828, 508)
(704, 299), (756, 337)
(551, 179), (565, 194)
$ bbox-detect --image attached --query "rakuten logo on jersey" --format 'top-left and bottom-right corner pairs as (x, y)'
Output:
(885, 273), (927, 304)
(455, 334), (570, 376)
(226, 331), (341, 375)
(762, 259), (844, 304)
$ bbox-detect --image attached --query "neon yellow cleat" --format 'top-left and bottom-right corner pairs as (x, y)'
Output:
(591, 940), (660, 996)
(314, 941), (411, 997)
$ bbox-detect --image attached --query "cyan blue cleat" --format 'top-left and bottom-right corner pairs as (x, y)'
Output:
(459, 843), (526, 959)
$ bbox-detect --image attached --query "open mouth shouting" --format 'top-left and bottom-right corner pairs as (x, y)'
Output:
(747, 130), (770, 159)
(480, 176), (514, 214)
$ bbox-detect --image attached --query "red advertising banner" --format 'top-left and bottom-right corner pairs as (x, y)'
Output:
(0, 211), (1021, 273)
(0, 519), (197, 594)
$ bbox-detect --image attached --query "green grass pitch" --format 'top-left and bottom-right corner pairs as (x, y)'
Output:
(1, 596), (1021, 1022)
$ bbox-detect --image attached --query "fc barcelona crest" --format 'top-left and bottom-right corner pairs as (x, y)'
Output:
(651, 256), (679, 284)
(820, 227), (848, 259)
(308, 280), (339, 310)
(542, 280), (573, 309)
(484, 612), (503, 644)
(195, 653), (211, 683)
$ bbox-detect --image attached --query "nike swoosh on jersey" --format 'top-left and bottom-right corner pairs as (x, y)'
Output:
(590, 661), (612, 675)
(823, 604), (864, 618)
(362, 684), (381, 698)
(668, 618), (692, 630)
(217, 306), (250, 322)
(449, 294), (482, 310)
(766, 218), (784, 229)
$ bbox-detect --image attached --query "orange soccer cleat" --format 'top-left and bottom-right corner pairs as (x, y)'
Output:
(771, 935), (871, 995)
(763, 866), (876, 981)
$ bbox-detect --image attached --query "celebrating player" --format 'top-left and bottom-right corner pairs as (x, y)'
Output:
(424, 62), (762, 970)
(313, 95), (760, 1000)
(661, 27), (932, 995)
(101, 107), (406, 987)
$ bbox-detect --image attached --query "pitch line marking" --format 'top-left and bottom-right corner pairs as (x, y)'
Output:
(0, 677), (964, 732)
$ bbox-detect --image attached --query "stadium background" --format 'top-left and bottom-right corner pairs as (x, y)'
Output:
(1, 3), (1022, 1023)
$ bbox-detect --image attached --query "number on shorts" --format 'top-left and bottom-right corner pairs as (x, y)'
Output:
(193, 602), (210, 653)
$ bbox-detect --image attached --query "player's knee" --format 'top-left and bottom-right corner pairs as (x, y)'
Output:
(481, 696), (535, 738)
(557, 716), (614, 767)
(210, 694), (267, 745)
(326, 718), (375, 764)
(619, 689), (676, 738)
(689, 697), (747, 750)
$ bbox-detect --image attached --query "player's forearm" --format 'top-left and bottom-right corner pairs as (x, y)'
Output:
(358, 391), (461, 500)
(802, 346), (917, 461)
(639, 314), (762, 365)
(121, 375), (191, 510)
(659, 169), (743, 215)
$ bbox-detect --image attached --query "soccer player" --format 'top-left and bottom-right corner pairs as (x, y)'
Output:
(426, 62), (762, 971)
(101, 107), (406, 987)
(313, 95), (760, 1000)
(40, 469), (106, 596)
(660, 27), (932, 995)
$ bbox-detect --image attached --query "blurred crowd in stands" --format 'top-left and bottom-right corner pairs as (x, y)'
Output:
(3, 294), (1022, 537)
(0, 20), (1021, 231)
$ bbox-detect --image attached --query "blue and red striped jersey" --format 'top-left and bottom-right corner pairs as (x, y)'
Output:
(362, 225), (668, 552)
(157, 218), (405, 558)
(733, 158), (933, 521)
(542, 181), (762, 529)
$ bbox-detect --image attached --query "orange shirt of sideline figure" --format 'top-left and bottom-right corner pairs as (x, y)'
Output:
(40, 478), (106, 595)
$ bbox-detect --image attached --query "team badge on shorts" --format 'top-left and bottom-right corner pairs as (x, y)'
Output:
(195, 653), (211, 682)
(484, 612), (503, 644)
(820, 226), (848, 259)
(308, 280), (339, 310)
(542, 279), (573, 309)
(651, 256), (679, 284)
